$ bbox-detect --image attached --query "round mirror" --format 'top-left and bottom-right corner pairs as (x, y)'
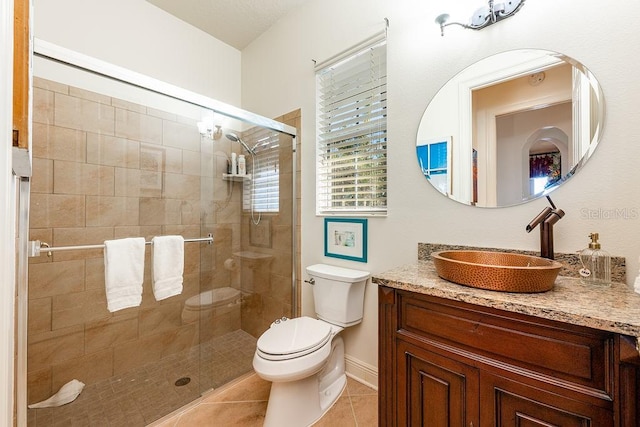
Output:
(416, 49), (605, 207)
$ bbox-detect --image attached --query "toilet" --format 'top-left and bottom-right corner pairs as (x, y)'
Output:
(252, 264), (370, 427)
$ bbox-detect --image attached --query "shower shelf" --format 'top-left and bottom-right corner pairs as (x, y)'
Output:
(223, 173), (251, 182)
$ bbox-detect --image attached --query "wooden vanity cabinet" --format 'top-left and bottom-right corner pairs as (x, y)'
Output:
(379, 286), (640, 426)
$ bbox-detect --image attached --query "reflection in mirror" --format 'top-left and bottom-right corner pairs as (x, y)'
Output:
(416, 49), (605, 207)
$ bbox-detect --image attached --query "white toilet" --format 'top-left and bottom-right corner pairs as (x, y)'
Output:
(252, 263), (370, 427)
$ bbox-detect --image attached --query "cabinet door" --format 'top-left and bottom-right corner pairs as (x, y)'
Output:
(398, 341), (479, 427)
(481, 372), (613, 427)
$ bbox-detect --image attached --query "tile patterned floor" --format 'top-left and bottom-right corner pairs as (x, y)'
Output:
(27, 330), (257, 426)
(151, 373), (378, 426)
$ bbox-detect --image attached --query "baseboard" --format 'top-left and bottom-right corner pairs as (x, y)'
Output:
(344, 354), (378, 390)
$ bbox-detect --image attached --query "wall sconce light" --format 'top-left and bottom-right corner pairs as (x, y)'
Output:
(197, 120), (223, 140)
(435, 0), (525, 36)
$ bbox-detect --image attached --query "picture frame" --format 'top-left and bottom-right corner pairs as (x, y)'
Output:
(324, 218), (368, 263)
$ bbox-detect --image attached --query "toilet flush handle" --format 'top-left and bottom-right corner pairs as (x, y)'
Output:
(304, 278), (315, 285)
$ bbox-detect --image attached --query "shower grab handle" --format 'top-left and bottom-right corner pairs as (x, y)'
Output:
(28, 233), (214, 257)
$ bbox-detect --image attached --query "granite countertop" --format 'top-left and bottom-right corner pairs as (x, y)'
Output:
(373, 260), (640, 339)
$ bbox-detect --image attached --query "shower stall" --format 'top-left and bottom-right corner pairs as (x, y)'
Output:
(23, 41), (299, 425)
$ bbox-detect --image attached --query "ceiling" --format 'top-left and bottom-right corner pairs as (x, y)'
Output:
(146, 0), (310, 50)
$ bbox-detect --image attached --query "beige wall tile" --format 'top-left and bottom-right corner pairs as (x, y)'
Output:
(183, 150), (202, 176)
(114, 225), (162, 241)
(27, 368), (53, 405)
(68, 86), (112, 105)
(147, 106), (176, 121)
(84, 257), (106, 290)
(55, 92), (115, 134)
(87, 133), (140, 169)
(139, 302), (182, 337)
(113, 333), (164, 375)
(27, 325), (84, 373)
(115, 108), (162, 144)
(52, 288), (111, 330)
(160, 323), (198, 358)
(162, 120), (200, 152)
(32, 87), (54, 125)
(111, 97), (146, 113)
(164, 146), (184, 173)
(53, 160), (115, 196)
(53, 226), (113, 249)
(51, 348), (114, 391)
(85, 314), (138, 354)
(31, 123), (87, 162)
(28, 298), (52, 334)
(140, 144), (167, 171)
(86, 196), (140, 227)
(163, 173), (201, 201)
(115, 167), (141, 197)
(31, 157), (53, 194)
(28, 260), (85, 299)
(29, 193), (85, 229)
(139, 170), (163, 198)
(179, 200), (201, 226)
(139, 198), (182, 225)
(33, 77), (68, 94)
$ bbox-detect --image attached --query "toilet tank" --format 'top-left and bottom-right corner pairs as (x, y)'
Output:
(306, 264), (370, 327)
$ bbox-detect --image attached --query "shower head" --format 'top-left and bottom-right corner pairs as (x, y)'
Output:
(225, 132), (255, 155)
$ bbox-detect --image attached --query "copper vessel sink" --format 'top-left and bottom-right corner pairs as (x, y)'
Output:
(431, 250), (562, 293)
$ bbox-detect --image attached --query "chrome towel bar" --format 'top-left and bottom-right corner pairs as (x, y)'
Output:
(28, 233), (213, 257)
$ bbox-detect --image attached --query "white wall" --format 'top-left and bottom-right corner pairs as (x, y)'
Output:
(33, 0), (242, 106)
(241, 0), (640, 375)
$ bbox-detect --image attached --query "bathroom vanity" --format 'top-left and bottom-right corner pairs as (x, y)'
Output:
(374, 261), (640, 426)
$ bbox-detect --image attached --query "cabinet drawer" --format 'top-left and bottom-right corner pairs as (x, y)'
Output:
(397, 291), (613, 396)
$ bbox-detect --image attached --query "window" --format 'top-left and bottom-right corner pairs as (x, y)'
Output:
(243, 129), (280, 213)
(316, 38), (387, 215)
(416, 137), (451, 196)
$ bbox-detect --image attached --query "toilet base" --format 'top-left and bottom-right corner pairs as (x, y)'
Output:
(261, 336), (346, 427)
(263, 374), (346, 427)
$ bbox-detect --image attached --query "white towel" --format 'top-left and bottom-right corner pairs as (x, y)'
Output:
(28, 379), (85, 408)
(152, 235), (184, 300)
(103, 237), (146, 312)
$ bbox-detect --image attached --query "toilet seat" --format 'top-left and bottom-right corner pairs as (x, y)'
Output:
(256, 317), (332, 361)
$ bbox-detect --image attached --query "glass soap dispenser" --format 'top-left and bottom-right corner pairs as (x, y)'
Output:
(579, 232), (611, 285)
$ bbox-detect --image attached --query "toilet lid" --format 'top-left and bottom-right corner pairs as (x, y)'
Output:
(257, 317), (332, 361)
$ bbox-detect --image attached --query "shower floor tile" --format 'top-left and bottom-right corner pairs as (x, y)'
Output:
(27, 329), (257, 426)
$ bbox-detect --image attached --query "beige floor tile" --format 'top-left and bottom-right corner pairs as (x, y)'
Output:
(350, 394), (378, 426)
(346, 376), (377, 396)
(313, 394), (356, 427)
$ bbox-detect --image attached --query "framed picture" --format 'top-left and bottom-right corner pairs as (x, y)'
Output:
(324, 218), (368, 263)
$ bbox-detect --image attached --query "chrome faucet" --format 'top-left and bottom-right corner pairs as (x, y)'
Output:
(526, 196), (565, 260)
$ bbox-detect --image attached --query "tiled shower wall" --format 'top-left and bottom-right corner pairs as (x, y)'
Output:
(238, 110), (300, 337)
(26, 77), (240, 404)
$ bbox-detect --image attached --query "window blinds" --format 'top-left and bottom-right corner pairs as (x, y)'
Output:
(243, 131), (280, 213)
(316, 40), (387, 214)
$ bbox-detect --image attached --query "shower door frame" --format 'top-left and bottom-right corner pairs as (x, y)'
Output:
(18, 38), (299, 424)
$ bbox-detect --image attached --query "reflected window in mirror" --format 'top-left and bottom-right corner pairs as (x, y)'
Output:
(417, 137), (451, 196)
